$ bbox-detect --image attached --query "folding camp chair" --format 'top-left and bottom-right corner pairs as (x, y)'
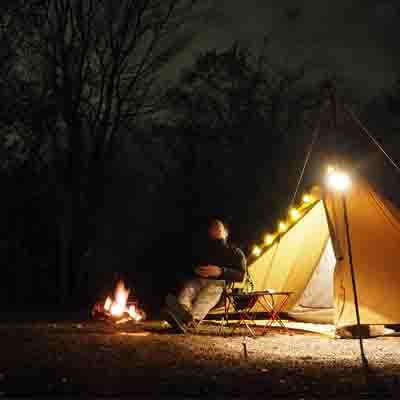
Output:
(194, 268), (255, 334)
(191, 281), (232, 334)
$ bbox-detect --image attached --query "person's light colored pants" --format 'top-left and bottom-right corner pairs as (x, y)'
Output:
(177, 278), (225, 321)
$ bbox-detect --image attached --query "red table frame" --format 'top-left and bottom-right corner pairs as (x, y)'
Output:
(224, 291), (293, 337)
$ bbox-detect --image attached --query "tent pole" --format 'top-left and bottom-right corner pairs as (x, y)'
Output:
(342, 194), (369, 370)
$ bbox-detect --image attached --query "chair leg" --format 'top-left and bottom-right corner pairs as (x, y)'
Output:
(191, 285), (230, 336)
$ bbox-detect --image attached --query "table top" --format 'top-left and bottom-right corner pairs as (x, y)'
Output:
(228, 290), (293, 297)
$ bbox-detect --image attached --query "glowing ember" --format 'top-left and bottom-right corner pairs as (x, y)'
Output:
(92, 280), (145, 324)
(128, 305), (142, 321)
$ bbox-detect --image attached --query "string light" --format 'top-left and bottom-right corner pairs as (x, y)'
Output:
(289, 208), (300, 221)
(302, 194), (312, 204)
(264, 234), (274, 246)
(252, 245), (261, 257)
(278, 221), (288, 233)
(250, 186), (322, 260)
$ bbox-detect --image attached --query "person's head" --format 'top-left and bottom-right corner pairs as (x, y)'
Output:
(208, 219), (228, 241)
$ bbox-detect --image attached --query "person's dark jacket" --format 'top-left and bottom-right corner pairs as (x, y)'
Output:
(193, 238), (246, 282)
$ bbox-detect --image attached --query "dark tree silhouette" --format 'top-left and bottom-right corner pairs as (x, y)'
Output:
(163, 44), (319, 246)
(386, 79), (400, 115)
(11, 0), (204, 304)
(0, 1), (58, 304)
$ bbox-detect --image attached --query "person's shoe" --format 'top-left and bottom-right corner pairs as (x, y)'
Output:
(165, 294), (193, 324)
(161, 307), (187, 334)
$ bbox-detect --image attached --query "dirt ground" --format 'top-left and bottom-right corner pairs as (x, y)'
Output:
(0, 320), (399, 398)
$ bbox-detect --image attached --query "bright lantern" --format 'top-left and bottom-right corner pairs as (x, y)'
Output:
(252, 245), (261, 257)
(327, 171), (351, 192)
(326, 165), (335, 174)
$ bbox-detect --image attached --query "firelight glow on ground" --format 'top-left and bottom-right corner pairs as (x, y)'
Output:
(0, 320), (399, 397)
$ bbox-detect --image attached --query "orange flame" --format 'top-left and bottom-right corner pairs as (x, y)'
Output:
(103, 280), (143, 322)
(104, 297), (112, 312)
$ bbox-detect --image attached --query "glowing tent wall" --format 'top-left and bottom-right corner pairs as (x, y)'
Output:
(247, 201), (330, 311)
(212, 178), (400, 329)
(325, 179), (400, 327)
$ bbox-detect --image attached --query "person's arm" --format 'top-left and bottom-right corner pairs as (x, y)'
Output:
(195, 265), (222, 278)
(195, 248), (247, 281)
(220, 248), (247, 282)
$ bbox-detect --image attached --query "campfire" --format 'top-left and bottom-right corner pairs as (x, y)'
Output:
(92, 280), (145, 324)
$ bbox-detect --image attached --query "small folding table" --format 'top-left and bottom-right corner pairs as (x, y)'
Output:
(225, 290), (293, 337)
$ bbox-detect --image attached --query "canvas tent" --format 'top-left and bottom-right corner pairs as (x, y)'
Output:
(220, 176), (400, 331)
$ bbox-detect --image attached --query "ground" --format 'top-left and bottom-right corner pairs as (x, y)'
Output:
(0, 319), (399, 398)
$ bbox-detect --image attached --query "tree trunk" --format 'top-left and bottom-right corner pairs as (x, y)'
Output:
(58, 196), (72, 306)
(57, 196), (91, 307)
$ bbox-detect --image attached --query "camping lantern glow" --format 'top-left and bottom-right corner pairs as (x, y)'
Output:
(326, 170), (351, 192)
(326, 165), (335, 174)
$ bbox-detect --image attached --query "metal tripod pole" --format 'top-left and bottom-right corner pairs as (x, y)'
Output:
(342, 194), (369, 369)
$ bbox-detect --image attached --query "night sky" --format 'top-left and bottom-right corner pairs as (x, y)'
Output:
(169, 0), (400, 98)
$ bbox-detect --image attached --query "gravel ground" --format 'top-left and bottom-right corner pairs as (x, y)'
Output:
(0, 320), (399, 398)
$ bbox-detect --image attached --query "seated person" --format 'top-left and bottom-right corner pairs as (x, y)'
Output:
(162, 219), (246, 333)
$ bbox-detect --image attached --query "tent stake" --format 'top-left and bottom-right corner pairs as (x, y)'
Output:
(342, 195), (369, 370)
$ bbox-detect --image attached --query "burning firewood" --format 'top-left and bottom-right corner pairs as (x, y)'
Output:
(92, 281), (146, 324)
